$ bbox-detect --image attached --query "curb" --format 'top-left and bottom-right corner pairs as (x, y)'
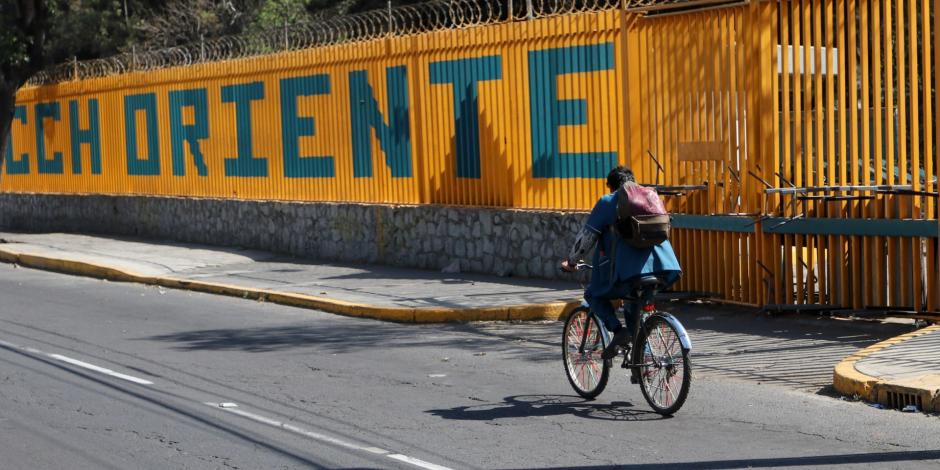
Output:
(832, 324), (940, 412)
(0, 248), (580, 324)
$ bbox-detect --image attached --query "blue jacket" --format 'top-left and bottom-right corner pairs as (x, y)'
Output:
(584, 192), (682, 297)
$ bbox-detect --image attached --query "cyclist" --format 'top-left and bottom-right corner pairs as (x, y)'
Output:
(560, 166), (682, 360)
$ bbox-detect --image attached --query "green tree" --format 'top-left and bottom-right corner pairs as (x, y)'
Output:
(0, 0), (50, 174)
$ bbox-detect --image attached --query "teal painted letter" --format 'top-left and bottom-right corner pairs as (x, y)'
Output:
(35, 102), (63, 174)
(124, 93), (161, 176)
(221, 82), (268, 177)
(528, 43), (617, 178)
(69, 99), (102, 175)
(429, 55), (502, 179)
(280, 74), (334, 178)
(4, 106), (28, 174)
(169, 88), (209, 177)
(349, 66), (412, 178)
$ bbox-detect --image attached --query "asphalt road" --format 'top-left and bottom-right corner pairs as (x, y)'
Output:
(0, 264), (938, 469)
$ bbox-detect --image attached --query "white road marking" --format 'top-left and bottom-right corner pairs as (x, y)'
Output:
(388, 454), (455, 470)
(206, 402), (454, 470)
(0, 339), (153, 385)
(47, 354), (154, 385)
(1, 337), (450, 468)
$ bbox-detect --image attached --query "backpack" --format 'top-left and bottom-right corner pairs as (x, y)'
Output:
(613, 181), (671, 248)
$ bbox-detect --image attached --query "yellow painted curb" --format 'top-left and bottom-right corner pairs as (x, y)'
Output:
(832, 324), (940, 411)
(0, 247), (576, 324)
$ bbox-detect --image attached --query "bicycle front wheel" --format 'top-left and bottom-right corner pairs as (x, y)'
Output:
(562, 307), (610, 399)
(637, 315), (691, 415)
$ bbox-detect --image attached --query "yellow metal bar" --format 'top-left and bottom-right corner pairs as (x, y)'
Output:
(811, 0), (823, 304)
(871, 0), (884, 307)
(794, 0), (811, 304)
(895, 0), (911, 307)
(930, 0), (939, 311)
(906, 0), (922, 311)
(825, 0), (837, 305)
(720, 10), (734, 300)
(884, 0), (897, 306)
(836, 0), (848, 306)
(840, 0), (868, 309)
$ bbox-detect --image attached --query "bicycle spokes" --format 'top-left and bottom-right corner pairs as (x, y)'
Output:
(639, 320), (687, 411)
(563, 310), (609, 398)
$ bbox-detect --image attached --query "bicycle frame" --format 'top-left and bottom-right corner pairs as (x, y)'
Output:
(578, 287), (692, 370)
(623, 287), (692, 370)
(578, 299), (612, 354)
(570, 264), (690, 362)
(564, 263), (692, 413)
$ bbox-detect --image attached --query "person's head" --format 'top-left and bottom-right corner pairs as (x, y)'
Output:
(606, 166), (636, 192)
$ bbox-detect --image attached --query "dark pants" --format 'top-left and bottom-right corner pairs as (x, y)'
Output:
(585, 282), (638, 334)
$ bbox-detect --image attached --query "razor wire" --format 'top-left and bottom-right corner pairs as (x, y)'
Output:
(26, 0), (697, 86)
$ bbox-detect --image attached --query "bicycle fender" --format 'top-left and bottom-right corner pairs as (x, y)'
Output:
(650, 312), (692, 350)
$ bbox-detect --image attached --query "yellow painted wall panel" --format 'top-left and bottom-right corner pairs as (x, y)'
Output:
(3, 2), (938, 310)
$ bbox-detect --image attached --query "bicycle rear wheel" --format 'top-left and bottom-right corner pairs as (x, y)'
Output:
(637, 314), (691, 415)
(562, 307), (610, 399)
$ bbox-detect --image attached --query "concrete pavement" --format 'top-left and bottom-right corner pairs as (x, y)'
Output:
(834, 324), (940, 412)
(2, 264), (938, 468)
(0, 231), (584, 322)
(2, 231), (938, 413)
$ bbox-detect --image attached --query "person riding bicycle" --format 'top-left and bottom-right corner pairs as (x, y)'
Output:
(560, 166), (682, 360)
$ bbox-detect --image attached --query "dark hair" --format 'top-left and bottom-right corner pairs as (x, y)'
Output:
(606, 165), (636, 190)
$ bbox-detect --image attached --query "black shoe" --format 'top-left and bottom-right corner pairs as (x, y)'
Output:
(601, 328), (631, 360)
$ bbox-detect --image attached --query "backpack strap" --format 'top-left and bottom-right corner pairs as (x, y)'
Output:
(608, 225), (618, 283)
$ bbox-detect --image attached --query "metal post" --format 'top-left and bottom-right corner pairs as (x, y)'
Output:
(200, 34), (206, 62)
(284, 19), (289, 50)
(526, 0), (534, 19)
(508, 0), (514, 21)
(387, 0), (393, 36)
(72, 57), (79, 81)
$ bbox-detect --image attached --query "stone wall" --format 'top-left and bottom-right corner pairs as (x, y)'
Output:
(0, 193), (588, 280)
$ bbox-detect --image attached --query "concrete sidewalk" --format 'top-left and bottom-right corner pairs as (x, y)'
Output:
(834, 324), (940, 412)
(0, 232), (584, 322)
(3, 231), (938, 411)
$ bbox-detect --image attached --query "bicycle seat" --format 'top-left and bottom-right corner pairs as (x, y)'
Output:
(633, 275), (662, 289)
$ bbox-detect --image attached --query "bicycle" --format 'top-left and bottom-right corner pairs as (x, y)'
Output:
(562, 262), (692, 415)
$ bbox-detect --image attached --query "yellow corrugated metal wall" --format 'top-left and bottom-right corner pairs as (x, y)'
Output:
(767, 0), (938, 311)
(2, 1), (938, 311)
(3, 10), (624, 209)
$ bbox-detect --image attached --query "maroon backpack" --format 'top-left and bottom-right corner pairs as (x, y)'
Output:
(614, 182), (671, 248)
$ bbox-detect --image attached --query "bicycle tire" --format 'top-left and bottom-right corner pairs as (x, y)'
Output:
(562, 306), (610, 399)
(636, 314), (691, 415)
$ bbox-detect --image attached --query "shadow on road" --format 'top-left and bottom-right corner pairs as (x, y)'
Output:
(141, 301), (915, 392)
(426, 394), (664, 422)
(508, 449), (940, 469)
(141, 322), (557, 358)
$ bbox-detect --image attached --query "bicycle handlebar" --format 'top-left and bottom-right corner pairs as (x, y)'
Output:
(560, 260), (592, 273)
